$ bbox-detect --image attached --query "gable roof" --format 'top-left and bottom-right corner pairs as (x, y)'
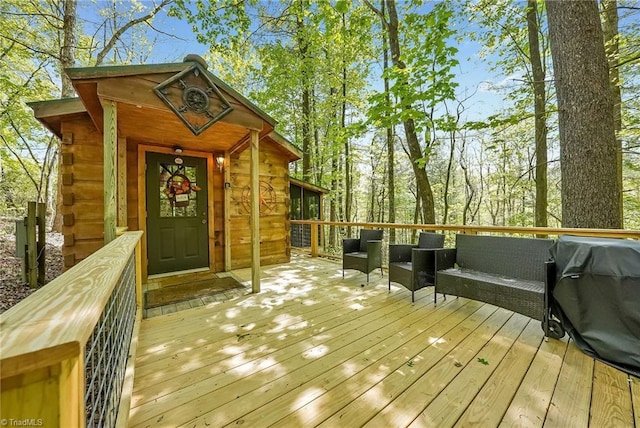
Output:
(64, 56), (277, 127)
(28, 55), (302, 161)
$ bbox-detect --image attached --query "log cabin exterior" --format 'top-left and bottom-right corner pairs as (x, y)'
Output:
(29, 55), (301, 283)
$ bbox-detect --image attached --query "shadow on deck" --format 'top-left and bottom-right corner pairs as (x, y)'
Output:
(128, 254), (640, 427)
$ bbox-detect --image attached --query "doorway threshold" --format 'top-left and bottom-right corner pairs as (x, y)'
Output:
(147, 267), (210, 280)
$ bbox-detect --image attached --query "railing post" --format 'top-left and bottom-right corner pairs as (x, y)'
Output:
(135, 237), (143, 309)
(37, 202), (46, 286)
(26, 201), (37, 288)
(59, 354), (84, 427)
(310, 223), (318, 257)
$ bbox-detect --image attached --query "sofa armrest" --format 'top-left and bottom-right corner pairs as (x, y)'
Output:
(343, 238), (360, 253)
(434, 248), (457, 271)
(545, 260), (556, 295)
(389, 244), (416, 263)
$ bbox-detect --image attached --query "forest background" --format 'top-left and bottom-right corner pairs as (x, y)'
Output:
(1, 0), (639, 252)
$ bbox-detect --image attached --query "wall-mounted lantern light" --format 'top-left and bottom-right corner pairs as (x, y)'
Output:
(216, 154), (225, 172)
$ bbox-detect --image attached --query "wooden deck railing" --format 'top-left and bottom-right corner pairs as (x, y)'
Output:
(0, 231), (143, 428)
(291, 220), (640, 257)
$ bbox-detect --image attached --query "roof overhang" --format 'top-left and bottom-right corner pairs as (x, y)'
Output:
(28, 56), (284, 154)
(65, 62), (278, 127)
(290, 177), (330, 194)
(27, 98), (87, 138)
(267, 131), (302, 162)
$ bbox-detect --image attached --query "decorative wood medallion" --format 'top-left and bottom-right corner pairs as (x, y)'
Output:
(153, 63), (233, 135)
(242, 181), (277, 215)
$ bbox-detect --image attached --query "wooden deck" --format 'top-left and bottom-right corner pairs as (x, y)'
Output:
(128, 254), (640, 428)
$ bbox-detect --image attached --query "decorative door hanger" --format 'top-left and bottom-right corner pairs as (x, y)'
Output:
(160, 164), (201, 207)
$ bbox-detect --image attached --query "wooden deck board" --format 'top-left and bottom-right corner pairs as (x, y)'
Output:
(453, 319), (543, 427)
(128, 255), (638, 428)
(408, 313), (531, 427)
(133, 286), (396, 382)
(131, 290), (421, 411)
(590, 360), (635, 427)
(358, 308), (512, 428)
(254, 299), (482, 428)
(499, 335), (568, 427)
(545, 339), (594, 427)
(184, 293), (451, 427)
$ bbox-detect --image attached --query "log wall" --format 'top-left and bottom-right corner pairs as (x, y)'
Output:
(228, 140), (292, 269)
(60, 116), (104, 267)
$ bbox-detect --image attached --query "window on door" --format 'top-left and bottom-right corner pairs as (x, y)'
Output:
(158, 163), (201, 218)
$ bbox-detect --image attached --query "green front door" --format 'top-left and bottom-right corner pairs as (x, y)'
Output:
(146, 152), (209, 275)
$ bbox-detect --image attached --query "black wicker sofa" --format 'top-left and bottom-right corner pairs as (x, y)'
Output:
(434, 234), (554, 321)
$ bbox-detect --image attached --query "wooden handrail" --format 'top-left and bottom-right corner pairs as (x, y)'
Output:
(291, 221), (640, 257)
(0, 231), (143, 377)
(0, 231), (143, 427)
(290, 220), (640, 239)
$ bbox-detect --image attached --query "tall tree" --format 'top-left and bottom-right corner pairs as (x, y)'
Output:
(546, 0), (621, 228)
(366, 1), (458, 224)
(526, 0), (548, 228)
(466, 0), (553, 228)
(381, 0), (396, 242)
(1, 1), (70, 223)
(1, 0), (174, 228)
(60, 0), (77, 97)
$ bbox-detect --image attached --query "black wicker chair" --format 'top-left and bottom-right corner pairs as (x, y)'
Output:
(342, 229), (383, 284)
(388, 232), (445, 302)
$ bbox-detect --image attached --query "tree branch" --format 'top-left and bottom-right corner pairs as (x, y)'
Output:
(0, 34), (61, 60)
(362, 0), (388, 30)
(94, 0), (173, 65)
(0, 134), (41, 192)
(614, 51), (640, 68)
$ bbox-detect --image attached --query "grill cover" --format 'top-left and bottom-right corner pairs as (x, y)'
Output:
(550, 235), (640, 376)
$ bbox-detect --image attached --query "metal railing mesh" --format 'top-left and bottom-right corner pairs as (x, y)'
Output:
(84, 254), (136, 428)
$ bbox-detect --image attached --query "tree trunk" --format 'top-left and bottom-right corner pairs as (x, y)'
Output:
(442, 127), (455, 225)
(329, 156), (337, 248)
(60, 0), (76, 97)
(384, 0), (436, 224)
(342, 58), (353, 236)
(381, 0), (396, 243)
(527, 0), (548, 229)
(546, 0), (621, 228)
(297, 14), (312, 182)
(329, 84), (338, 249)
(52, 0), (77, 232)
(600, 0), (623, 226)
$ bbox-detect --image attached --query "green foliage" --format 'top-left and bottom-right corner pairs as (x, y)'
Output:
(461, 0), (553, 131)
(0, 0), (62, 216)
(0, 150), (40, 216)
(368, 3), (459, 135)
(1, 0), (173, 220)
(169, 0), (256, 55)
